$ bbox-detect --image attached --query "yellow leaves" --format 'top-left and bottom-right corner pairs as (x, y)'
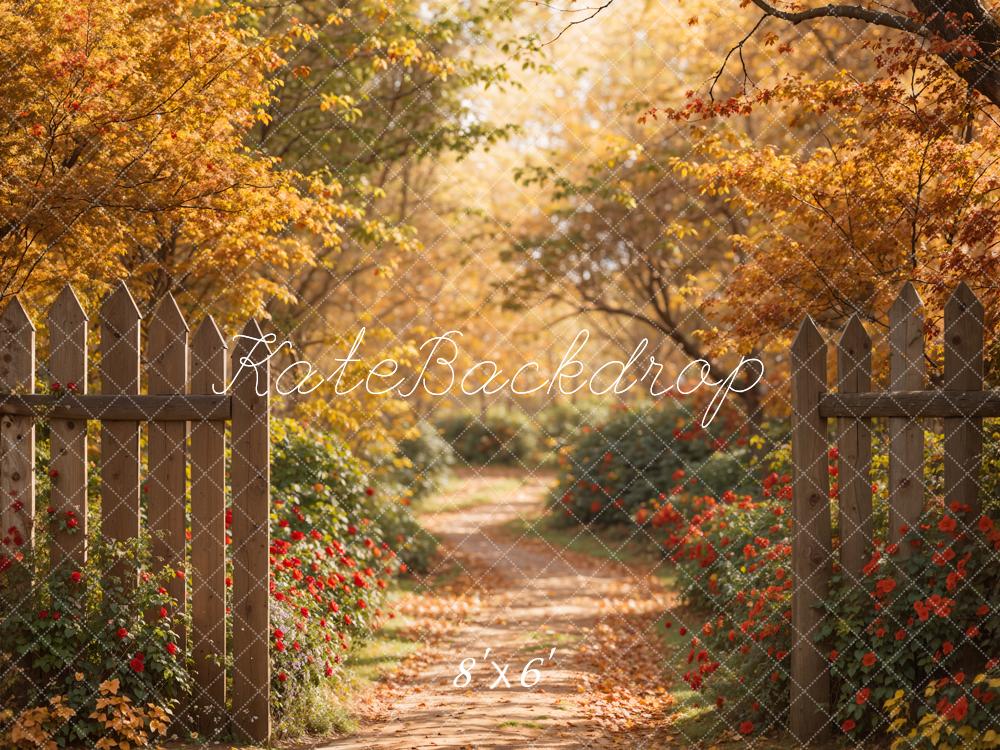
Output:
(4, 696), (76, 749)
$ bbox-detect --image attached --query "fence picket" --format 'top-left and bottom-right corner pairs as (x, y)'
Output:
(0, 298), (36, 557)
(189, 316), (228, 735)
(943, 283), (984, 515)
(789, 316), (831, 743)
(230, 319), (271, 743)
(835, 315), (873, 578)
(887, 282), (925, 549)
(100, 282), (142, 583)
(147, 294), (189, 650)
(47, 286), (89, 566)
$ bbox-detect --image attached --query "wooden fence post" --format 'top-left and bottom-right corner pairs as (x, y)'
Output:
(943, 283), (983, 514)
(147, 294), (189, 651)
(47, 286), (89, 565)
(835, 315), (873, 578)
(230, 319), (271, 743)
(100, 282), (142, 584)
(0, 298), (36, 557)
(790, 316), (831, 743)
(190, 316), (228, 736)
(887, 283), (924, 549)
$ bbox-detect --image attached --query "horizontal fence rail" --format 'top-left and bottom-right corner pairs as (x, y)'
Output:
(0, 282), (271, 743)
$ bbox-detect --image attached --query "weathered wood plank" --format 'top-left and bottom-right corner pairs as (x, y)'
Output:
(887, 283), (925, 549)
(230, 319), (270, 743)
(0, 394), (231, 421)
(147, 294), (189, 653)
(189, 316), (228, 736)
(835, 315), (872, 579)
(99, 282), (142, 584)
(819, 390), (1000, 419)
(47, 286), (89, 565)
(0, 298), (36, 558)
(942, 283), (984, 515)
(789, 316), (832, 743)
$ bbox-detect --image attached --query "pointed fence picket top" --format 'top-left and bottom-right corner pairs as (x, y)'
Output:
(0, 281), (272, 742)
(835, 315), (872, 579)
(189, 315), (228, 735)
(100, 282), (143, 583)
(0, 298), (36, 555)
(789, 315), (831, 744)
(790, 281), (996, 743)
(147, 293), (190, 651)
(887, 282), (925, 548)
(943, 282), (984, 515)
(47, 286), (89, 565)
(230, 318), (271, 743)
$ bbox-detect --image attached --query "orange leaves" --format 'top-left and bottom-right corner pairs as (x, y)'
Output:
(87, 679), (170, 750)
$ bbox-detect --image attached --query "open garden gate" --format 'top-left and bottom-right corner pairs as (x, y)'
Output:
(0, 282), (272, 743)
(789, 281), (1000, 744)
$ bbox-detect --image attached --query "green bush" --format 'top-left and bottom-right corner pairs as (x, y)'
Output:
(391, 420), (456, 500)
(0, 537), (190, 746)
(434, 408), (538, 466)
(270, 419), (438, 574)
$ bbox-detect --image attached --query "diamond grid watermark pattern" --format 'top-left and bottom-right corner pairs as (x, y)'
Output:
(1, 0), (998, 748)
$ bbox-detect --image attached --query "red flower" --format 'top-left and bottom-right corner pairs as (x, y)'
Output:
(862, 651), (877, 668)
(116, 627), (129, 640)
(874, 577), (896, 597)
(856, 687), (871, 705)
(278, 672), (287, 682)
(166, 642), (177, 656)
(365, 487), (374, 496)
(69, 570), (82, 584)
(938, 515), (957, 534)
(129, 653), (145, 673)
(841, 719), (856, 732)
(977, 516), (994, 534)
(159, 606), (168, 619)
(738, 721), (754, 735)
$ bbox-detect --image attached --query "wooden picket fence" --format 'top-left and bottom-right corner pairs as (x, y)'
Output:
(0, 282), (272, 743)
(789, 281), (1000, 743)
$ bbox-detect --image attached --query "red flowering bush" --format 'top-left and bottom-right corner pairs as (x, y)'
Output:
(266, 419), (410, 731)
(549, 404), (754, 527)
(822, 502), (1000, 742)
(266, 495), (400, 724)
(666, 473), (795, 730)
(0, 536), (189, 746)
(658, 444), (999, 742)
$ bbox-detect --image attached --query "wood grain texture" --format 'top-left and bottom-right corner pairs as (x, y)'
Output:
(887, 282), (925, 549)
(99, 282), (142, 584)
(819, 390), (1000, 418)
(0, 298), (36, 556)
(789, 316), (832, 743)
(0, 393), (230, 420)
(189, 316), (228, 735)
(146, 294), (189, 651)
(942, 283), (984, 514)
(229, 319), (271, 743)
(835, 315), (872, 579)
(47, 286), (89, 565)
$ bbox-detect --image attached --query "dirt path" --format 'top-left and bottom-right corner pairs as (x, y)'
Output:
(321, 471), (679, 750)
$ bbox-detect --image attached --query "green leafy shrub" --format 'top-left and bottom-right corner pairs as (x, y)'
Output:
(0, 537), (189, 746)
(390, 420), (456, 500)
(824, 503), (1000, 742)
(550, 404), (749, 526)
(658, 444), (1000, 743)
(434, 408), (538, 466)
(270, 418), (437, 574)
